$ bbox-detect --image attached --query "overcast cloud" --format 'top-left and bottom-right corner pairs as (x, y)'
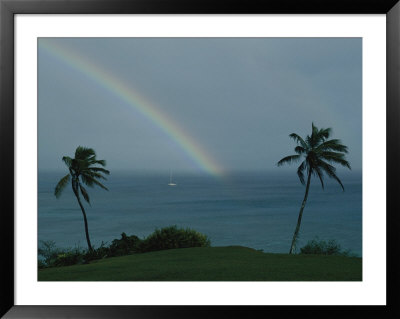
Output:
(38, 38), (362, 174)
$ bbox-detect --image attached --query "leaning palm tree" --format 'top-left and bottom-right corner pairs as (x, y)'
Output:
(278, 123), (351, 254)
(54, 146), (110, 251)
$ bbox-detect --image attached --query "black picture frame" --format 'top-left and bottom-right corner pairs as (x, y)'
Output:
(1, 0), (399, 318)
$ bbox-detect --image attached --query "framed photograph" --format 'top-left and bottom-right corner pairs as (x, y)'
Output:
(1, 0), (399, 318)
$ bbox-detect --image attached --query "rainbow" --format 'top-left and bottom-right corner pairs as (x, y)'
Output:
(39, 39), (224, 177)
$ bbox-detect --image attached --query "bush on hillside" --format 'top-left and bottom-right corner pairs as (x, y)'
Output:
(83, 242), (110, 263)
(38, 240), (67, 268)
(137, 225), (211, 253)
(107, 232), (141, 257)
(38, 240), (86, 268)
(300, 238), (352, 256)
(38, 226), (211, 268)
(53, 250), (85, 267)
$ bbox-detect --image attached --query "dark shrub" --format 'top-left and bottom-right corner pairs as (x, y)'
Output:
(53, 250), (85, 267)
(137, 225), (211, 253)
(38, 259), (47, 269)
(107, 233), (141, 257)
(83, 242), (110, 263)
(38, 227), (211, 268)
(38, 234), (142, 268)
(38, 241), (86, 267)
(38, 240), (66, 268)
(300, 238), (351, 256)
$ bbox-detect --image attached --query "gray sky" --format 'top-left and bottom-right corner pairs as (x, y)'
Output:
(38, 38), (362, 175)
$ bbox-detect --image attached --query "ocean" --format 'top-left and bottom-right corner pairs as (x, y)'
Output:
(38, 170), (362, 256)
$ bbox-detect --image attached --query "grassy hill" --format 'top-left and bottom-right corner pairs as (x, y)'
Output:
(38, 246), (362, 281)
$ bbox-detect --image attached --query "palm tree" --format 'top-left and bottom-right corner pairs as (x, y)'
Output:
(277, 123), (351, 254)
(54, 146), (110, 251)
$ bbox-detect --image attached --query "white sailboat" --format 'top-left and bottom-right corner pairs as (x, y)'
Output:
(168, 170), (177, 186)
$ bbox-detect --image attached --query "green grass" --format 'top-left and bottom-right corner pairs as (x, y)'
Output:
(38, 246), (362, 281)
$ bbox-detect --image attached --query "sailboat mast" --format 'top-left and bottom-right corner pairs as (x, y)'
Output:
(168, 170), (176, 186)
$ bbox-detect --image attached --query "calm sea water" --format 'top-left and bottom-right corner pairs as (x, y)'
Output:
(38, 171), (362, 256)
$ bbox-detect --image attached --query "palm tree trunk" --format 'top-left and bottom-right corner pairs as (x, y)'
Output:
(289, 169), (312, 254)
(72, 180), (93, 251)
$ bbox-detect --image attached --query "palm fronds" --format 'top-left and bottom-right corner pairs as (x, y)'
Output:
(277, 154), (301, 166)
(54, 174), (70, 198)
(278, 123), (350, 190)
(55, 147), (110, 196)
(79, 184), (91, 204)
